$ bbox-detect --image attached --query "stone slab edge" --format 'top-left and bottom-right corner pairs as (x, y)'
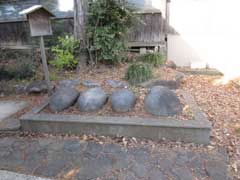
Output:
(0, 170), (51, 180)
(20, 91), (212, 144)
(178, 69), (223, 76)
(0, 101), (28, 132)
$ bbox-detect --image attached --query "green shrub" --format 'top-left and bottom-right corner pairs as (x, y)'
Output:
(87, 0), (136, 64)
(138, 52), (165, 67)
(0, 67), (13, 80)
(50, 35), (80, 70)
(1, 63), (35, 80)
(125, 62), (153, 85)
(14, 63), (35, 79)
(49, 73), (58, 81)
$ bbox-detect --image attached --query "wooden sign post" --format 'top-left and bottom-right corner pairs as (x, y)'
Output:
(20, 5), (55, 93)
(40, 36), (51, 92)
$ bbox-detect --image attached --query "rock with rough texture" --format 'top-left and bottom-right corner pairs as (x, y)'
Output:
(111, 89), (136, 112)
(77, 87), (108, 112)
(106, 80), (128, 88)
(49, 87), (79, 112)
(144, 86), (182, 116)
(166, 60), (177, 69)
(58, 79), (81, 89)
(175, 71), (185, 82)
(82, 80), (100, 88)
(27, 81), (48, 93)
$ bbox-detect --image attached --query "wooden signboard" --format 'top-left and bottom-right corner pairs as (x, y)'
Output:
(28, 9), (53, 37)
(20, 5), (54, 37)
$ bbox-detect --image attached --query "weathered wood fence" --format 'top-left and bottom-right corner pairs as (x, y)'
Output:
(128, 12), (165, 47)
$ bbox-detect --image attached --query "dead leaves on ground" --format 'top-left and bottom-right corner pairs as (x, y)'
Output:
(181, 75), (240, 177)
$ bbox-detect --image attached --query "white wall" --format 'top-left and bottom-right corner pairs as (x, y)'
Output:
(168, 0), (240, 79)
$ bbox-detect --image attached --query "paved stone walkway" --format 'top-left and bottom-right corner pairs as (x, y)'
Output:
(0, 136), (230, 180)
(0, 101), (27, 131)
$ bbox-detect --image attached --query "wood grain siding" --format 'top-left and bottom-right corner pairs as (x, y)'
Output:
(28, 9), (53, 37)
(0, 22), (31, 46)
(128, 13), (164, 46)
(0, 19), (73, 48)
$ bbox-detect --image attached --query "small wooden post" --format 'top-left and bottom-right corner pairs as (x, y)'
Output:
(40, 36), (51, 93)
(20, 5), (55, 94)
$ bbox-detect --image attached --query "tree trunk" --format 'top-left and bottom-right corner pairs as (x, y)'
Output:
(74, 0), (88, 71)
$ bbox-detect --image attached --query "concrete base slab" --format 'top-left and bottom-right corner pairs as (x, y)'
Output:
(0, 170), (51, 180)
(20, 91), (212, 144)
(21, 113), (211, 144)
(0, 101), (28, 121)
(0, 119), (21, 132)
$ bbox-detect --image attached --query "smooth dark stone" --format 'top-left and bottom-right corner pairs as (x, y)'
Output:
(144, 86), (182, 116)
(111, 89), (136, 112)
(77, 87), (107, 112)
(49, 87), (79, 112)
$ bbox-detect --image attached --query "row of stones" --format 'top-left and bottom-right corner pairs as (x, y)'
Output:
(49, 83), (182, 116)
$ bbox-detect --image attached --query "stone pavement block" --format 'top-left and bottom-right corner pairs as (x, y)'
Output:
(206, 160), (228, 180)
(0, 170), (51, 180)
(0, 119), (20, 131)
(0, 137), (231, 180)
(0, 101), (28, 121)
(0, 101), (27, 131)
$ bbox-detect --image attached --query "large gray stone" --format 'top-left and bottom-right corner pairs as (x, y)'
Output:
(82, 80), (100, 88)
(106, 80), (128, 88)
(111, 89), (136, 112)
(175, 71), (185, 82)
(49, 87), (79, 112)
(58, 79), (80, 89)
(77, 87), (108, 112)
(27, 81), (48, 94)
(165, 60), (177, 69)
(144, 86), (182, 116)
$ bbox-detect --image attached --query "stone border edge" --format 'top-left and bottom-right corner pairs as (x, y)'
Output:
(20, 90), (212, 144)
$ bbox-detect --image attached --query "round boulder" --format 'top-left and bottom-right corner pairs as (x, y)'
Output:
(82, 80), (100, 88)
(111, 89), (136, 112)
(144, 86), (182, 116)
(77, 87), (108, 112)
(165, 60), (177, 69)
(106, 80), (128, 88)
(58, 78), (81, 89)
(49, 87), (79, 112)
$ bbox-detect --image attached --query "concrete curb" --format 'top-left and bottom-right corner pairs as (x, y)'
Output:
(178, 69), (223, 76)
(20, 91), (211, 144)
(0, 170), (51, 180)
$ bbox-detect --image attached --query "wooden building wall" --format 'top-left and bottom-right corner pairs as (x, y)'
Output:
(0, 19), (74, 48)
(0, 22), (32, 47)
(128, 12), (165, 47)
